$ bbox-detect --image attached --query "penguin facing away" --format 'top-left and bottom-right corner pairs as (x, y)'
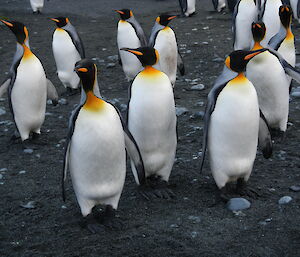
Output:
(51, 17), (85, 95)
(149, 14), (181, 87)
(178, 0), (196, 17)
(200, 49), (272, 201)
(30, 0), (44, 14)
(289, 0), (300, 23)
(63, 59), (145, 233)
(0, 20), (49, 142)
(233, 0), (257, 50)
(121, 47), (177, 200)
(246, 21), (299, 134)
(115, 9), (147, 82)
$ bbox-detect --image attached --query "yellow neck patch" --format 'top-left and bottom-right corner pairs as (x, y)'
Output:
(229, 73), (248, 85)
(22, 44), (33, 59)
(252, 42), (263, 51)
(286, 28), (294, 41)
(83, 91), (105, 112)
(141, 66), (161, 77)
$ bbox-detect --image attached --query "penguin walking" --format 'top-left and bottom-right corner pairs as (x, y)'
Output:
(30, 0), (44, 14)
(63, 59), (145, 233)
(149, 14), (183, 87)
(121, 47), (177, 199)
(233, 0), (258, 50)
(115, 9), (147, 82)
(260, 0), (283, 46)
(178, 0), (196, 17)
(1, 20), (51, 142)
(200, 49), (272, 201)
(51, 17), (85, 96)
(246, 21), (300, 135)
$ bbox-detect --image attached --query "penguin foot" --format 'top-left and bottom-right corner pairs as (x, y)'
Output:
(9, 133), (20, 143)
(81, 214), (104, 234)
(62, 88), (80, 97)
(139, 175), (175, 200)
(236, 179), (260, 199)
(93, 205), (123, 230)
(270, 129), (285, 142)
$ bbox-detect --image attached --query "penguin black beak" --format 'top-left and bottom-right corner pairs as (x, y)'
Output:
(244, 48), (267, 60)
(50, 18), (59, 23)
(115, 10), (124, 15)
(120, 48), (143, 56)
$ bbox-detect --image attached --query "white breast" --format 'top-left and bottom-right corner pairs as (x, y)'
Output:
(246, 51), (289, 131)
(186, 0), (196, 15)
(128, 70), (177, 181)
(12, 54), (47, 141)
(117, 21), (143, 81)
(69, 104), (126, 216)
(52, 29), (81, 89)
(153, 28), (178, 85)
(208, 78), (259, 189)
(30, 0), (44, 11)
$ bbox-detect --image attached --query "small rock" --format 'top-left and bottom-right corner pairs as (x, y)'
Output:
(191, 231), (198, 238)
(20, 201), (36, 209)
(35, 154), (40, 158)
(107, 55), (118, 62)
(106, 63), (115, 68)
(278, 196), (292, 205)
(0, 174), (3, 179)
(0, 168), (8, 172)
(19, 170), (26, 174)
(170, 224), (179, 228)
(188, 215), (201, 223)
(190, 111), (204, 120)
(45, 112), (53, 116)
(212, 57), (224, 63)
(58, 98), (68, 105)
(176, 107), (188, 116)
(289, 185), (300, 192)
(226, 198), (251, 211)
(190, 84), (205, 91)
(23, 148), (33, 154)
(61, 205), (67, 209)
(46, 99), (53, 105)
(291, 91), (300, 98)
(0, 107), (6, 116)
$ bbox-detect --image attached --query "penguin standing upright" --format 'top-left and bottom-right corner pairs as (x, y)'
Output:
(1, 20), (48, 142)
(200, 49), (272, 201)
(149, 14), (181, 87)
(233, 0), (258, 50)
(122, 47), (176, 199)
(247, 21), (299, 134)
(115, 9), (147, 82)
(51, 17), (85, 95)
(269, 5), (295, 67)
(178, 0), (196, 17)
(63, 59), (145, 233)
(30, 0), (44, 14)
(289, 0), (300, 23)
(260, 0), (283, 46)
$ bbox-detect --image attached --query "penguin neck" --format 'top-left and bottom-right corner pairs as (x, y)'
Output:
(83, 91), (105, 112)
(21, 43), (33, 59)
(232, 72), (247, 84)
(142, 65), (161, 75)
(285, 27), (294, 41)
(252, 41), (263, 50)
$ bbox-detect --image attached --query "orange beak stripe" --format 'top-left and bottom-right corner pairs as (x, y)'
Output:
(1, 20), (13, 27)
(244, 51), (262, 60)
(115, 10), (124, 15)
(50, 18), (59, 23)
(167, 16), (177, 20)
(256, 24), (262, 28)
(126, 49), (143, 56)
(77, 68), (88, 72)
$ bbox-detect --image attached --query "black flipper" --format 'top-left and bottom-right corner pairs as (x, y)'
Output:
(232, 0), (240, 47)
(127, 16), (148, 47)
(46, 79), (58, 105)
(63, 23), (85, 58)
(177, 50), (185, 76)
(62, 104), (84, 201)
(258, 110), (273, 159)
(110, 104), (146, 185)
(268, 26), (286, 51)
(200, 65), (237, 172)
(0, 78), (10, 97)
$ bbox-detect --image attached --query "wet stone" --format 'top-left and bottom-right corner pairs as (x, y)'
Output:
(190, 84), (205, 91)
(188, 215), (201, 223)
(19, 170), (26, 174)
(278, 196), (292, 205)
(226, 198), (251, 211)
(0, 168), (8, 172)
(190, 111), (204, 120)
(291, 91), (300, 98)
(58, 98), (68, 105)
(106, 63), (116, 68)
(20, 201), (36, 209)
(107, 55), (118, 62)
(23, 148), (33, 154)
(176, 107), (188, 116)
(0, 107), (6, 116)
(0, 174), (3, 179)
(289, 185), (300, 192)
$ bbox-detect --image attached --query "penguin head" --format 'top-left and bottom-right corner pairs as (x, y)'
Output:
(74, 59), (97, 92)
(1, 20), (29, 45)
(115, 9), (133, 20)
(156, 14), (177, 26)
(279, 5), (292, 28)
(121, 47), (158, 67)
(50, 17), (69, 28)
(225, 49), (267, 73)
(251, 22), (266, 42)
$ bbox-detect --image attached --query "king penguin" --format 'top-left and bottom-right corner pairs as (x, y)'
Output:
(233, 0), (258, 50)
(115, 9), (147, 82)
(121, 47), (177, 199)
(149, 14), (182, 87)
(200, 49), (272, 201)
(63, 59), (145, 233)
(0, 20), (50, 142)
(51, 17), (85, 95)
(246, 21), (300, 135)
(178, 0), (196, 17)
(289, 0), (300, 23)
(30, 0), (44, 14)
(260, 0), (283, 46)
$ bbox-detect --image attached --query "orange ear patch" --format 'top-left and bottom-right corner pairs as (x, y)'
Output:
(50, 18), (59, 23)
(126, 50), (143, 56)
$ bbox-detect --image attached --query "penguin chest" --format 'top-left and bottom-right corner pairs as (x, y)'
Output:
(12, 55), (47, 133)
(117, 21), (143, 79)
(208, 79), (259, 179)
(153, 28), (178, 84)
(69, 105), (126, 200)
(128, 72), (177, 176)
(52, 29), (81, 82)
(278, 39), (295, 67)
(186, 0), (196, 15)
(30, 0), (44, 9)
